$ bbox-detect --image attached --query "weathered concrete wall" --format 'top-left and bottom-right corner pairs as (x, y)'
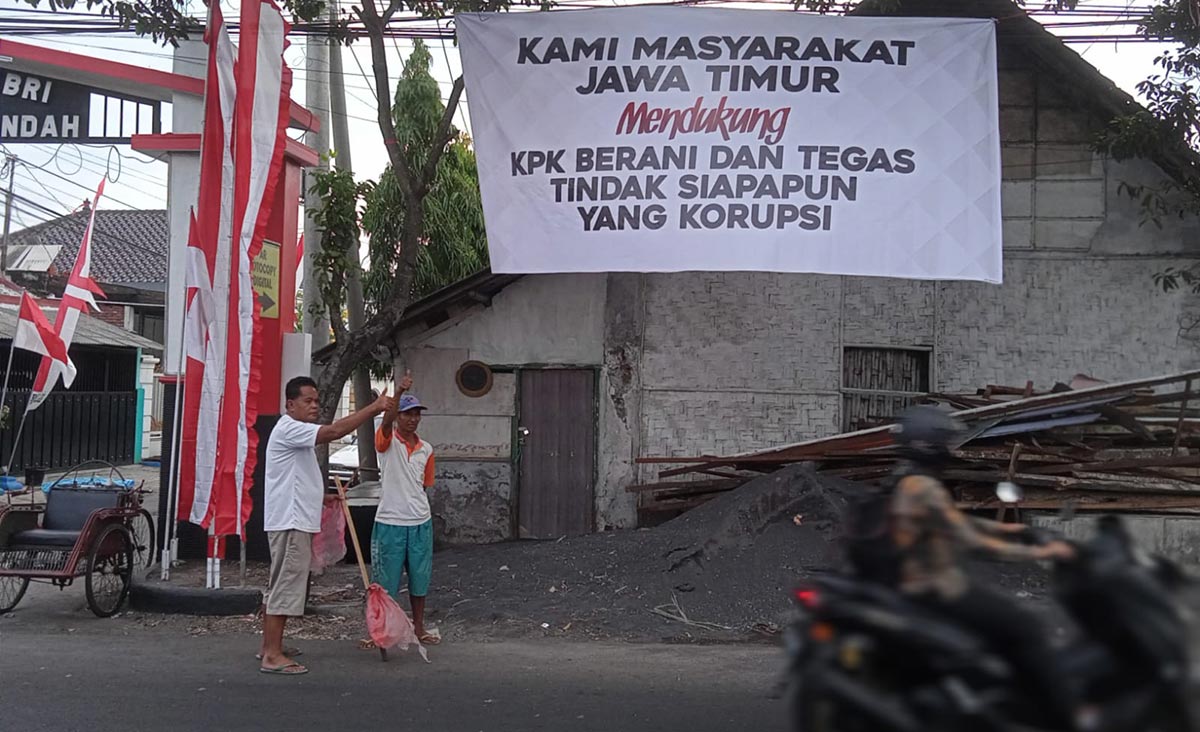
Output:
(417, 274), (606, 365)
(398, 347), (517, 543)
(400, 346), (516, 459)
(630, 61), (1200, 480)
(400, 277), (609, 539)
(1031, 514), (1200, 569)
(597, 273), (643, 530)
(430, 461), (512, 546)
(392, 47), (1200, 540)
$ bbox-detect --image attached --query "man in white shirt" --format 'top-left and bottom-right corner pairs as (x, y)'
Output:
(368, 371), (440, 646)
(259, 376), (395, 676)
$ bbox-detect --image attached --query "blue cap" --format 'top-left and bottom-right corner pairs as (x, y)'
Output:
(398, 394), (427, 412)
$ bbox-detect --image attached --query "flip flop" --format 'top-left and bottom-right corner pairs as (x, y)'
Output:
(255, 647), (303, 660)
(418, 633), (441, 646)
(260, 662), (308, 676)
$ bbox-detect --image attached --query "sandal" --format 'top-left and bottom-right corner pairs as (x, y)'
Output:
(260, 662), (308, 675)
(418, 632), (441, 646)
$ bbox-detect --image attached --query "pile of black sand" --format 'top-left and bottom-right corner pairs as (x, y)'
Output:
(424, 465), (869, 641)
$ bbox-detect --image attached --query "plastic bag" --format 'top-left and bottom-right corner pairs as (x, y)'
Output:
(311, 499), (347, 575)
(366, 584), (429, 663)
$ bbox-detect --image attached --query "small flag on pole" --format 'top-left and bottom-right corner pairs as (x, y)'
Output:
(13, 292), (73, 382)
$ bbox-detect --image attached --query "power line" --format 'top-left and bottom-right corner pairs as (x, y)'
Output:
(17, 35), (464, 96)
(18, 143), (168, 192)
(18, 164), (72, 212)
(0, 148), (153, 211)
(6, 191), (166, 260)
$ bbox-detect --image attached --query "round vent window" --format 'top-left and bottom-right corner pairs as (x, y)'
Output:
(456, 361), (493, 398)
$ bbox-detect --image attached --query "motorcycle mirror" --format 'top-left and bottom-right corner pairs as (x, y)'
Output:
(995, 481), (1023, 503)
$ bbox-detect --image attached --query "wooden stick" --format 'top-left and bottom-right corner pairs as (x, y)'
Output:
(335, 477), (390, 662)
(335, 477), (370, 590)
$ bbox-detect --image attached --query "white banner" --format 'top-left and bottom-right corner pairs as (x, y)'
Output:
(457, 8), (1002, 282)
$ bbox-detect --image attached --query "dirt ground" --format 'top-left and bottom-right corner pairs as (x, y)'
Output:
(145, 465), (1068, 646)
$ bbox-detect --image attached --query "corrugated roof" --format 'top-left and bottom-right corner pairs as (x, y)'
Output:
(0, 304), (162, 351)
(5, 209), (168, 286)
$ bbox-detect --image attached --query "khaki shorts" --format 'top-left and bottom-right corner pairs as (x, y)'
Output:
(265, 530), (313, 617)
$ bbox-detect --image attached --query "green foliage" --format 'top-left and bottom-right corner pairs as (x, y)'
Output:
(1083, 0), (1200, 293)
(20, 0), (326, 45)
(360, 40), (489, 311)
(307, 159), (367, 334)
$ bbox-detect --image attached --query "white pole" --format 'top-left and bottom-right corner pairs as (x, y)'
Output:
(5, 405), (31, 478)
(0, 308), (18, 505)
(206, 523), (215, 589)
(162, 371), (186, 580)
(161, 271), (191, 578)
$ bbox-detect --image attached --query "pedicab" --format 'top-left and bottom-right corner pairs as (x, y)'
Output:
(0, 461), (155, 617)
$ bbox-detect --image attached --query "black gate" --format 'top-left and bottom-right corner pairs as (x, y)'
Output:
(0, 391), (138, 473)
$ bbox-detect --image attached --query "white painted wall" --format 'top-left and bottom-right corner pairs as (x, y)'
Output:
(139, 354), (160, 460)
(400, 346), (517, 460)
(163, 40), (205, 376)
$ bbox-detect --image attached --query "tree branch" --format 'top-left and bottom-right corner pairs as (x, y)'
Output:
(381, 0), (405, 25)
(358, 11), (421, 203)
(419, 75), (465, 194)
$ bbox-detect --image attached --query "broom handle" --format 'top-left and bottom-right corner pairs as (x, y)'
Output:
(335, 477), (371, 589)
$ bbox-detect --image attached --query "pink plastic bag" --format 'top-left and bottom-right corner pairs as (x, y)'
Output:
(311, 499), (347, 575)
(366, 584), (429, 662)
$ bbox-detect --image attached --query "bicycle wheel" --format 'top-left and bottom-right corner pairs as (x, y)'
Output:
(85, 524), (133, 618)
(0, 576), (28, 614)
(128, 509), (156, 571)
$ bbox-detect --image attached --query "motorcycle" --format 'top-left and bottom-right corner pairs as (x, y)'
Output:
(783, 491), (1195, 732)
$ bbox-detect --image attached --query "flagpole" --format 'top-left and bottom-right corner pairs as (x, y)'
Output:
(5, 404), (30, 479)
(162, 318), (189, 580)
(0, 311), (19, 487)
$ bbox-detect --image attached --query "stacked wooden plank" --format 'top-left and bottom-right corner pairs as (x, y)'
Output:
(633, 369), (1200, 518)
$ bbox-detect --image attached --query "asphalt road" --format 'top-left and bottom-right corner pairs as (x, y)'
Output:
(0, 583), (788, 732)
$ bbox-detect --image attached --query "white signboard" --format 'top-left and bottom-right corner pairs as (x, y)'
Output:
(457, 8), (1003, 283)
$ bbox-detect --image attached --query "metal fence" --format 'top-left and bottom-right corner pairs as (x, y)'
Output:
(0, 391), (138, 474)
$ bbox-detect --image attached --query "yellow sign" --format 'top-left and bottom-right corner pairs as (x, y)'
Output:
(252, 239), (281, 319)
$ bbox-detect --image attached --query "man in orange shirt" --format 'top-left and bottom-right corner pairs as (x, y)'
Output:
(367, 371), (440, 646)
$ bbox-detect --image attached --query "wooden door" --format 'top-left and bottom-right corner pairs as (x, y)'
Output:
(517, 369), (595, 539)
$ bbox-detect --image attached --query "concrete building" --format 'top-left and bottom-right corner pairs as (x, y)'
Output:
(385, 0), (1200, 545)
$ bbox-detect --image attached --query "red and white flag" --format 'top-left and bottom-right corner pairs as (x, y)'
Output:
(14, 292), (73, 384)
(178, 0), (291, 541)
(178, 0), (237, 531)
(26, 179), (106, 412)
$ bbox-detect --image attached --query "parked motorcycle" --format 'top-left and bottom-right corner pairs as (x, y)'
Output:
(783, 494), (1195, 732)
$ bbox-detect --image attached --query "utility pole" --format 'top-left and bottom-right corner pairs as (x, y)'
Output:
(303, 29), (331, 354)
(328, 0), (380, 480)
(1, 155), (17, 276)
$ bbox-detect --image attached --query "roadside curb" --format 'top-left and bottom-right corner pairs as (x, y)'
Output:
(130, 578), (262, 616)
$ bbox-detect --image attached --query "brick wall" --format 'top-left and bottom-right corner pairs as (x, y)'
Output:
(94, 304), (128, 329)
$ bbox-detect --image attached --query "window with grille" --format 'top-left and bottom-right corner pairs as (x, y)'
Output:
(841, 347), (931, 432)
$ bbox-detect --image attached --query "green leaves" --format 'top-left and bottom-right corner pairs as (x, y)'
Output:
(361, 41), (488, 313)
(22, 0), (325, 46)
(308, 159), (368, 336)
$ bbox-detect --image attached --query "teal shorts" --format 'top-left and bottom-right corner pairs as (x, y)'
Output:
(370, 520), (433, 599)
